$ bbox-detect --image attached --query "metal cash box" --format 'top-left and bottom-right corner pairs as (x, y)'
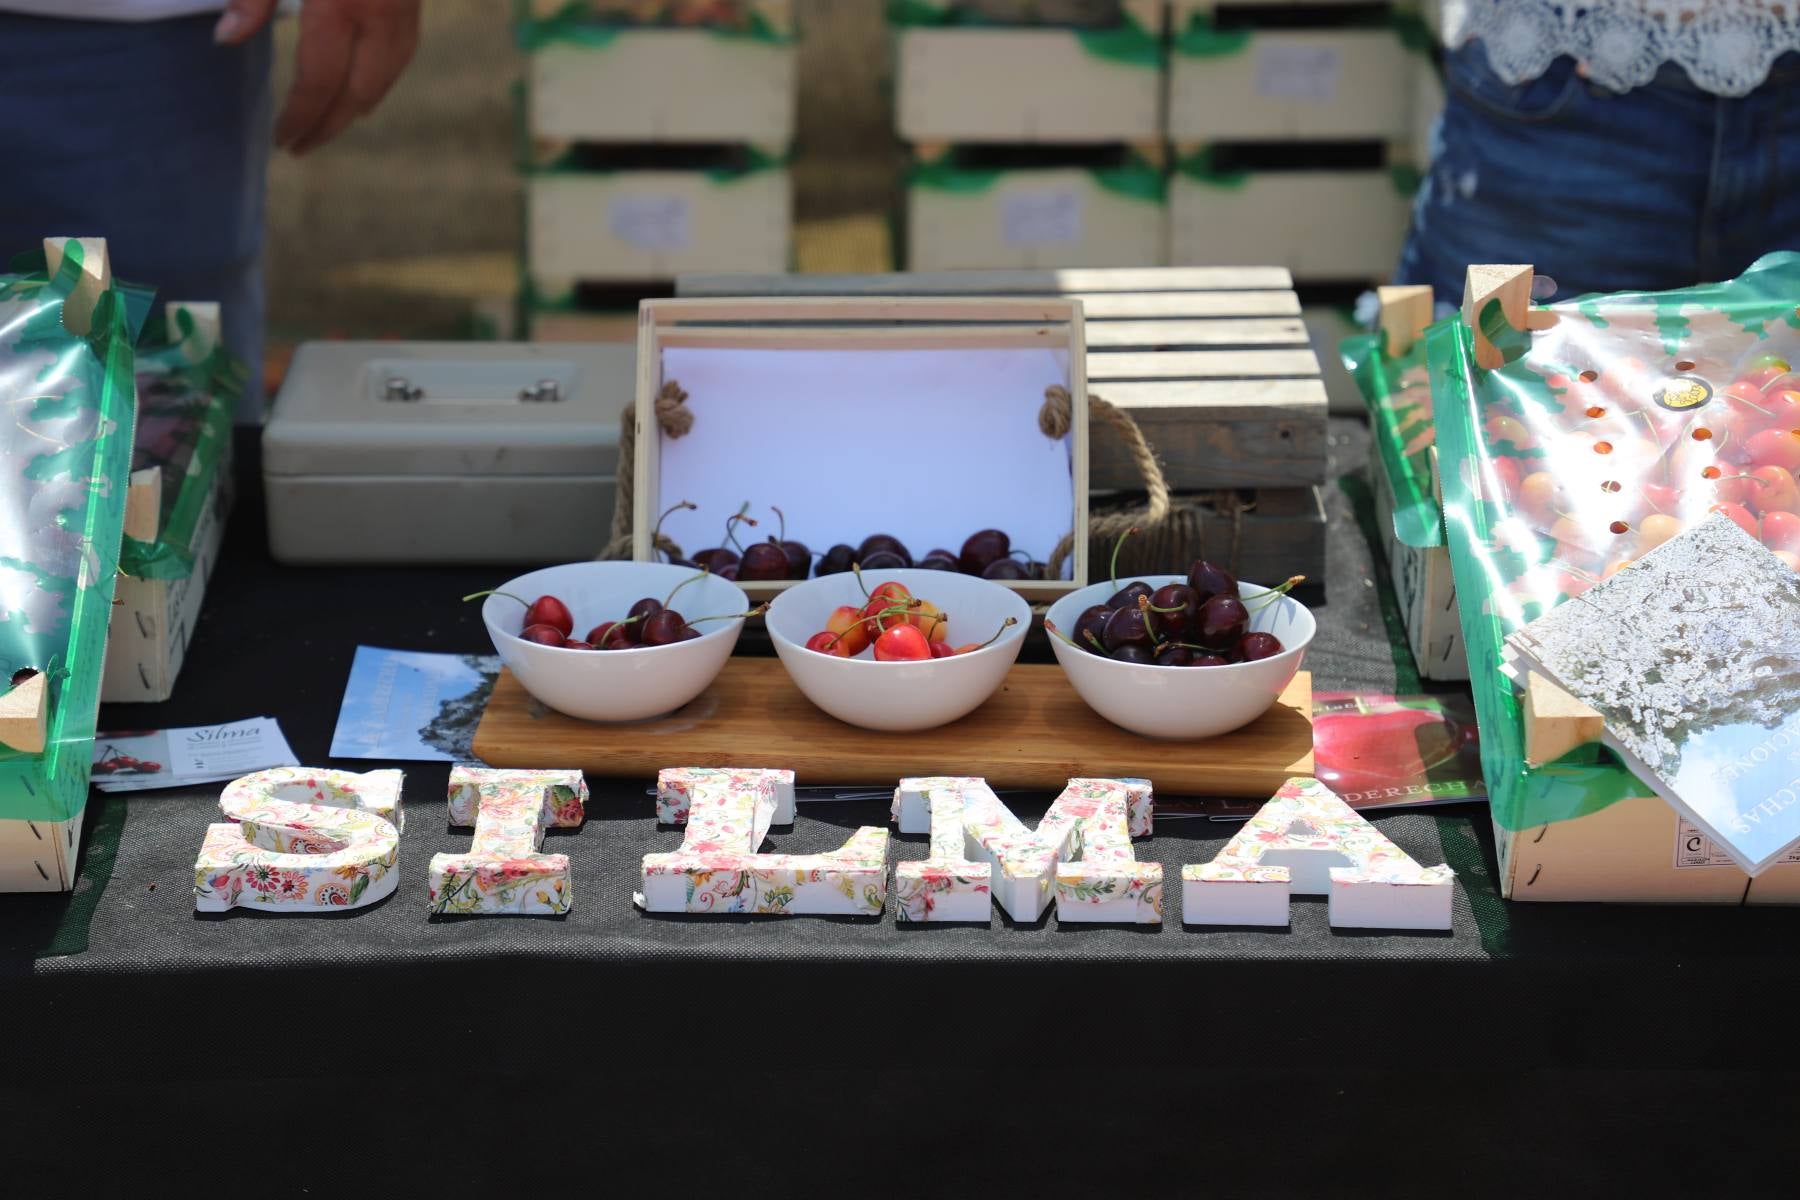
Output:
(263, 342), (633, 564)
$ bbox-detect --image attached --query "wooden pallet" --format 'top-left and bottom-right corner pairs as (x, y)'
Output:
(675, 267), (1328, 494)
(472, 660), (1315, 797)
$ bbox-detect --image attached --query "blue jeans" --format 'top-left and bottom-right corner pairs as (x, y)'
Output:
(1397, 43), (1800, 304)
(0, 12), (272, 416)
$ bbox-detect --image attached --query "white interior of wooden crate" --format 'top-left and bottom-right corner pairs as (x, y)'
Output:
(634, 300), (1089, 597)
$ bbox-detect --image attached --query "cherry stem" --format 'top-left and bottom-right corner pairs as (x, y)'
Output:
(461, 589), (526, 606)
(771, 505), (787, 545)
(686, 603), (769, 627)
(723, 502), (756, 554)
(1135, 594), (1163, 646)
(1044, 619), (1080, 649)
(1244, 575), (1306, 611)
(1109, 526), (1138, 590)
(653, 500), (697, 556)
(963, 617), (1017, 653)
(662, 569), (708, 608)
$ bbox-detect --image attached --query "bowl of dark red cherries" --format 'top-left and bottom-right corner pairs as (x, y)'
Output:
(468, 561), (756, 721)
(1043, 556), (1314, 739)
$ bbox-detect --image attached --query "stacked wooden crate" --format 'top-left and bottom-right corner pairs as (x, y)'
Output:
(517, 0), (798, 336)
(1166, 0), (1422, 283)
(894, 1), (1169, 271)
(677, 266), (1328, 583)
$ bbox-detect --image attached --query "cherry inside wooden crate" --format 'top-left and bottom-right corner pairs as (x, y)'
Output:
(627, 295), (1091, 602)
(676, 268), (1329, 583)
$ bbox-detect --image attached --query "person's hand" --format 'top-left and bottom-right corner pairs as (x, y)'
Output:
(215, 0), (422, 155)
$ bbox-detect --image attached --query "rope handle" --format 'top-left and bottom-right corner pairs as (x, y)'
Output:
(599, 381), (1175, 573)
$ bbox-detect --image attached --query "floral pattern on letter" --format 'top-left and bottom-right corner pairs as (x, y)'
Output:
(1181, 777), (1454, 930)
(657, 766), (795, 826)
(894, 776), (1162, 925)
(428, 767), (587, 917)
(193, 768), (403, 913)
(639, 767), (886, 917)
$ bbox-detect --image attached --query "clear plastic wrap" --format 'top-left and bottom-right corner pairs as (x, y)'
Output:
(1430, 252), (1800, 832)
(0, 243), (145, 822)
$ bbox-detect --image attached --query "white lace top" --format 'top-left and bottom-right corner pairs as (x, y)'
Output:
(1443, 1), (1800, 97)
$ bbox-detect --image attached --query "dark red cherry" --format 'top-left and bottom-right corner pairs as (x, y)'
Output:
(1190, 653), (1230, 667)
(1102, 604), (1151, 651)
(1186, 560), (1238, 605)
(599, 622), (637, 650)
(626, 597), (662, 623)
(959, 528), (1010, 575)
(817, 544), (856, 576)
(918, 550), (960, 571)
(1237, 631), (1285, 661)
(695, 548), (740, 576)
(1145, 583), (1198, 637)
(738, 542), (790, 582)
(715, 563), (739, 581)
(1107, 580), (1152, 610)
(561, 639), (596, 650)
(1110, 643), (1153, 664)
(859, 534), (912, 566)
(519, 623), (566, 646)
(1154, 644), (1193, 667)
(981, 558), (1029, 580)
(1073, 604), (1111, 654)
(639, 609), (688, 646)
(1194, 595), (1249, 650)
(780, 541), (811, 579)
(861, 549), (909, 570)
(677, 627), (702, 641)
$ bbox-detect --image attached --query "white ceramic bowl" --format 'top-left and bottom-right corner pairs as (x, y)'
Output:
(480, 561), (749, 722)
(1044, 575), (1315, 739)
(766, 568), (1031, 732)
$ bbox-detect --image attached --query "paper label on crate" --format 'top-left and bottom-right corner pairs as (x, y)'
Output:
(1255, 42), (1342, 103)
(1674, 817), (1800, 870)
(93, 717), (298, 793)
(1002, 190), (1082, 247)
(607, 194), (690, 251)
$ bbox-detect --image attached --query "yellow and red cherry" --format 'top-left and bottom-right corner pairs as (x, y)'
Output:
(805, 630), (853, 658)
(928, 640), (956, 659)
(872, 623), (932, 662)
(1711, 501), (1760, 538)
(824, 604), (871, 655)
(908, 599), (949, 643)
(1746, 428), (1800, 472)
(1748, 466), (1800, 516)
(1761, 511), (1800, 554)
(1636, 513), (1683, 552)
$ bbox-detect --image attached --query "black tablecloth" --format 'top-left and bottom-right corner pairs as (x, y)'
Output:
(4, 421), (1797, 1191)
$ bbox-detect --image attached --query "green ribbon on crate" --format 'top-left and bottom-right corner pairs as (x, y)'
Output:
(909, 150), (1165, 203)
(1173, 12), (1250, 58)
(1340, 328), (1444, 549)
(0, 243), (145, 825)
(1171, 145), (1248, 189)
(528, 142), (788, 178)
(887, 1), (1159, 66)
(515, 1), (793, 51)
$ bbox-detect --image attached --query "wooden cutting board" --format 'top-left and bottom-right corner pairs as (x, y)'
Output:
(472, 660), (1314, 798)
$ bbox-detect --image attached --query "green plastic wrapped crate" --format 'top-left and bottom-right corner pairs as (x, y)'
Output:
(0, 239), (146, 889)
(1428, 253), (1800, 899)
(102, 303), (244, 703)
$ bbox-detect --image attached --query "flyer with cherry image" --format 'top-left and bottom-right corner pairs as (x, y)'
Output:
(1167, 692), (1486, 821)
(91, 717), (298, 793)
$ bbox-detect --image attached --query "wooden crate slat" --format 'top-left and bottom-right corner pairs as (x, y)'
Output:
(1090, 382), (1328, 491)
(1070, 290), (1303, 319)
(676, 266), (1295, 296)
(1086, 348), (1321, 380)
(1082, 317), (1310, 349)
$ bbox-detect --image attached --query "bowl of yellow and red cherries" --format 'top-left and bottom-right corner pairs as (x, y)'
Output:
(765, 555), (1030, 733)
(1043, 552), (1314, 739)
